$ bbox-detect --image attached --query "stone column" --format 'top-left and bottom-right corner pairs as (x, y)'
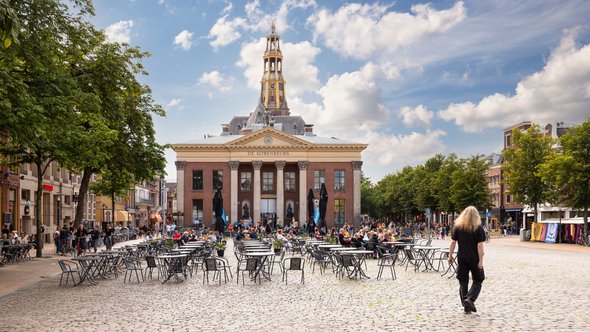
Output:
(275, 161), (285, 227)
(297, 161), (308, 226)
(252, 161), (263, 224)
(352, 161), (363, 227)
(175, 161), (185, 225)
(229, 161), (239, 226)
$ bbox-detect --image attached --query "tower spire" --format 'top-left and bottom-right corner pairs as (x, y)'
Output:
(260, 23), (289, 116)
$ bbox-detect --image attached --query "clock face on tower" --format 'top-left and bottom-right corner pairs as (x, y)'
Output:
(264, 136), (273, 144)
(269, 82), (275, 89)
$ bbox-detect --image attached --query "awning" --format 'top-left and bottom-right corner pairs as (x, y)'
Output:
(149, 213), (162, 222)
(115, 210), (131, 222)
(538, 217), (585, 225)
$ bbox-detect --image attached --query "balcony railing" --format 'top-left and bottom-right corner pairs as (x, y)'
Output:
(136, 198), (155, 206)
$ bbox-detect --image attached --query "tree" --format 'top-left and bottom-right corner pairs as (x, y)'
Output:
(450, 156), (492, 211)
(541, 119), (590, 245)
(0, 0), (97, 257)
(434, 154), (460, 223)
(63, 40), (166, 228)
(415, 154), (444, 235)
(0, 0), (19, 47)
(502, 125), (555, 228)
(360, 172), (377, 218)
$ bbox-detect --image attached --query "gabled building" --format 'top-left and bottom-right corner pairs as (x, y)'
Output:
(172, 25), (367, 229)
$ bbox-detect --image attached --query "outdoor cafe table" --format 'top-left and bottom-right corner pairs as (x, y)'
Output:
(157, 254), (188, 283)
(340, 250), (374, 280)
(317, 244), (342, 250)
(413, 246), (441, 272)
(329, 247), (356, 252)
(72, 256), (103, 286)
(243, 252), (275, 281)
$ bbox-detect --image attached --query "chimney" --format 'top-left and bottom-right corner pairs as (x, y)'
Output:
(221, 124), (230, 136)
(304, 124), (314, 136)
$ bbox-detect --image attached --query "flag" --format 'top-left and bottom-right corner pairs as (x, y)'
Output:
(222, 208), (227, 225)
(313, 206), (320, 225)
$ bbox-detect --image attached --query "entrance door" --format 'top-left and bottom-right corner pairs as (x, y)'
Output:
(260, 199), (276, 227)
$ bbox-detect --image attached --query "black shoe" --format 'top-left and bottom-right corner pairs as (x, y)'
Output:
(464, 297), (477, 313)
(464, 307), (472, 314)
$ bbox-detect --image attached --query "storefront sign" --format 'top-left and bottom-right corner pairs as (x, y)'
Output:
(42, 184), (53, 191)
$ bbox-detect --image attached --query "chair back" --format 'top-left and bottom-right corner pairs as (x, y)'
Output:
(204, 258), (218, 271)
(145, 255), (157, 268)
(341, 254), (355, 267)
(287, 257), (303, 270)
(245, 258), (259, 271)
(58, 260), (68, 272)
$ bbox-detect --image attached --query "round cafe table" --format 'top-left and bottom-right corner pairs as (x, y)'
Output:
(157, 254), (188, 283)
(244, 252), (275, 281)
(340, 250), (374, 280)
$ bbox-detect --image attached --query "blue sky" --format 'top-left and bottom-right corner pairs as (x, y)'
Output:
(90, 0), (590, 183)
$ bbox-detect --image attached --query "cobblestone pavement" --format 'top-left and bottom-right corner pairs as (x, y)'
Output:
(1, 237), (589, 332)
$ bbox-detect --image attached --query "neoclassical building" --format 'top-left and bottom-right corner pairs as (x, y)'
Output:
(172, 25), (367, 229)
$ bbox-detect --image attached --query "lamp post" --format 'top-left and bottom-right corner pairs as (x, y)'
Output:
(56, 197), (61, 229)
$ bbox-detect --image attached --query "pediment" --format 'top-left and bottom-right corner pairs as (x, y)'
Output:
(226, 127), (311, 148)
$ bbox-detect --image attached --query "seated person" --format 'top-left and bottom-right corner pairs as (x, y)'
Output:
(235, 230), (245, 241)
(249, 228), (258, 240)
(314, 228), (322, 240)
(1, 233), (10, 246)
(172, 230), (182, 241)
(338, 229), (352, 246)
(180, 231), (190, 245)
(206, 231), (217, 243)
(276, 229), (292, 248)
(145, 231), (154, 241)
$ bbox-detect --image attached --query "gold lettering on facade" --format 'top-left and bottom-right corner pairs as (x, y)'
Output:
(247, 151), (290, 156)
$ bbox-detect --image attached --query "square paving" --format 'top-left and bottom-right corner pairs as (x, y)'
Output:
(1, 237), (589, 331)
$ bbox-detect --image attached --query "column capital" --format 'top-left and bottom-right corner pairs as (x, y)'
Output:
(297, 161), (308, 170)
(229, 161), (240, 170)
(175, 161), (186, 170)
(252, 160), (263, 170)
(275, 161), (286, 170)
(352, 161), (363, 170)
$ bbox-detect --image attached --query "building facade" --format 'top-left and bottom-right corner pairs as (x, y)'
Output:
(172, 25), (367, 229)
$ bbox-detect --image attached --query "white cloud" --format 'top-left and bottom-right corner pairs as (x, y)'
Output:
(237, 38), (321, 95)
(197, 71), (232, 92)
(438, 30), (590, 132)
(221, 2), (233, 15)
(306, 2), (465, 60)
(166, 98), (183, 109)
(104, 20), (134, 44)
(400, 105), (433, 128)
(208, 15), (245, 49)
(173, 30), (195, 50)
(361, 130), (446, 167)
(208, 0), (316, 49)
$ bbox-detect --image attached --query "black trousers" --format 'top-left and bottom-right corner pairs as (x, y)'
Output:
(456, 259), (485, 303)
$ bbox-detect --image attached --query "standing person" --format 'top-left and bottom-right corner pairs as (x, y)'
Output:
(448, 206), (486, 314)
(91, 227), (100, 253)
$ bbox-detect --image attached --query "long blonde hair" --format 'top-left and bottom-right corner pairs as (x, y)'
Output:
(453, 206), (481, 233)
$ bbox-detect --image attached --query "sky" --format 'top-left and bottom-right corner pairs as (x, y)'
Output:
(90, 0), (590, 184)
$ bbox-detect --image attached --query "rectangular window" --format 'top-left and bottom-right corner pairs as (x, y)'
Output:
(284, 172), (296, 192)
(334, 170), (345, 191)
(192, 199), (203, 222)
(21, 190), (31, 201)
(314, 170), (325, 190)
(334, 199), (345, 225)
(213, 170), (223, 190)
(263, 172), (274, 192)
(241, 172), (252, 192)
(192, 170), (203, 191)
(506, 194), (511, 204)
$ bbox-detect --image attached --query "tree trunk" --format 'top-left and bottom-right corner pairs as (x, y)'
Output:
(111, 192), (116, 227)
(74, 167), (94, 228)
(532, 204), (538, 230)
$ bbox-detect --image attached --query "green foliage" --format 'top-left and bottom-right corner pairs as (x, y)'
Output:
(0, 0), (19, 48)
(502, 125), (555, 223)
(450, 155), (492, 211)
(541, 119), (590, 244)
(214, 240), (226, 250)
(273, 238), (282, 249)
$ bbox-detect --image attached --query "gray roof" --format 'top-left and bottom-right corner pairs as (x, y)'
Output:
(295, 135), (357, 145)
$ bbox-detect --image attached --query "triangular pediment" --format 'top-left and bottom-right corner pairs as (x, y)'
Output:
(226, 127), (311, 147)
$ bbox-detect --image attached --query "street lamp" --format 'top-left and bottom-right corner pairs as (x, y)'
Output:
(56, 197), (61, 228)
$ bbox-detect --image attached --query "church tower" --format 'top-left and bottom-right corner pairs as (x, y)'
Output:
(261, 23), (289, 116)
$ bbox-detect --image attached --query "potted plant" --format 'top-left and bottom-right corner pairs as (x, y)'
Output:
(164, 238), (176, 250)
(325, 236), (337, 244)
(273, 238), (283, 253)
(214, 240), (226, 257)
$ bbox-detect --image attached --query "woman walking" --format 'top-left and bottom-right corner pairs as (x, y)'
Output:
(448, 206), (486, 314)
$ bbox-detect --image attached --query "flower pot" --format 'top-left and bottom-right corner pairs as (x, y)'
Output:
(274, 248), (282, 254)
(217, 249), (225, 257)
